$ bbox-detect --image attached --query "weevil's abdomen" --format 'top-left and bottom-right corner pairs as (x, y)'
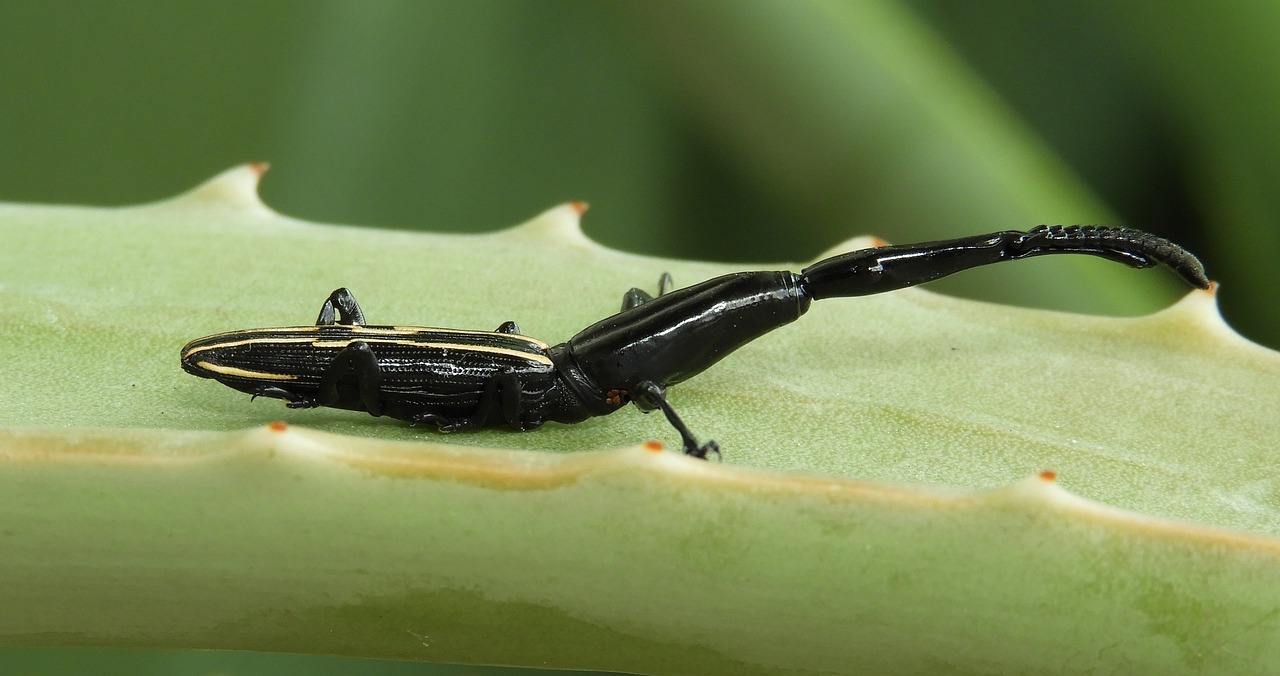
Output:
(180, 325), (558, 420)
(181, 326), (323, 384)
(566, 271), (810, 391)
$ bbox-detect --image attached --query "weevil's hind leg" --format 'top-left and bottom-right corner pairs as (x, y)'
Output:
(315, 288), (367, 326)
(318, 341), (384, 416)
(621, 272), (676, 311)
(631, 380), (719, 460)
(251, 385), (319, 409)
(495, 321), (521, 334)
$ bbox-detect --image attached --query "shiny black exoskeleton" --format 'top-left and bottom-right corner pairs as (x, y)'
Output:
(182, 225), (1211, 458)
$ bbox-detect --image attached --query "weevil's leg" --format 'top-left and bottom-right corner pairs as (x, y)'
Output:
(315, 288), (367, 326)
(495, 321), (521, 334)
(251, 385), (318, 408)
(800, 226), (1210, 301)
(496, 371), (536, 430)
(631, 380), (719, 460)
(318, 341), (383, 416)
(621, 288), (653, 312)
(410, 412), (457, 428)
(463, 371), (533, 430)
(621, 272), (676, 311)
(657, 272), (673, 296)
(443, 376), (502, 432)
(422, 371), (530, 432)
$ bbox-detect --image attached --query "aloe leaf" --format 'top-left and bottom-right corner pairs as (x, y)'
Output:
(2, 166), (1278, 674)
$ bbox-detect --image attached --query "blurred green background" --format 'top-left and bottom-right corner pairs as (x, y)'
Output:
(2, 1), (1276, 673)
(4, 0), (1278, 344)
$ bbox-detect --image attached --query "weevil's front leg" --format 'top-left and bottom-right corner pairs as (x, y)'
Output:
(621, 272), (674, 311)
(315, 288), (367, 326)
(318, 341), (384, 416)
(631, 380), (719, 460)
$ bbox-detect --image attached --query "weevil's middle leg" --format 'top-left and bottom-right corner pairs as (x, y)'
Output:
(316, 288), (367, 326)
(413, 370), (537, 432)
(318, 341), (384, 416)
(621, 272), (675, 311)
(631, 380), (719, 460)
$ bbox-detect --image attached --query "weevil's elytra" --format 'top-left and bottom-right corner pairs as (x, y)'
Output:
(181, 324), (562, 430)
(181, 225), (1211, 459)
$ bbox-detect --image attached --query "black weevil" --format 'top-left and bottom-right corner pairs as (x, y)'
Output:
(181, 225), (1210, 458)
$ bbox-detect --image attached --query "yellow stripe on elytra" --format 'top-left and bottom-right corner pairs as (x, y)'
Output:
(183, 334), (552, 367)
(182, 336), (318, 358)
(194, 361), (297, 381)
(237, 324), (551, 348)
(308, 339), (554, 366)
(183, 326), (550, 356)
(388, 325), (551, 350)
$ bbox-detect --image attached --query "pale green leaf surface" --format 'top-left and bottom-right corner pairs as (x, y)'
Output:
(2, 167), (1278, 673)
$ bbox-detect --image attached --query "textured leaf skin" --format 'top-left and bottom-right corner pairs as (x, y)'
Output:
(1, 166), (1278, 673)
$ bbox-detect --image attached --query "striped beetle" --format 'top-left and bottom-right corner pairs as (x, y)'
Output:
(181, 226), (1209, 458)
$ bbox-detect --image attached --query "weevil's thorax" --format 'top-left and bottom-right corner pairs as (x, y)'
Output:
(566, 271), (811, 393)
(541, 343), (629, 424)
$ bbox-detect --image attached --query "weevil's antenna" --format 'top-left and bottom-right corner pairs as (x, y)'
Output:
(799, 225), (1210, 301)
(1013, 225), (1210, 289)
